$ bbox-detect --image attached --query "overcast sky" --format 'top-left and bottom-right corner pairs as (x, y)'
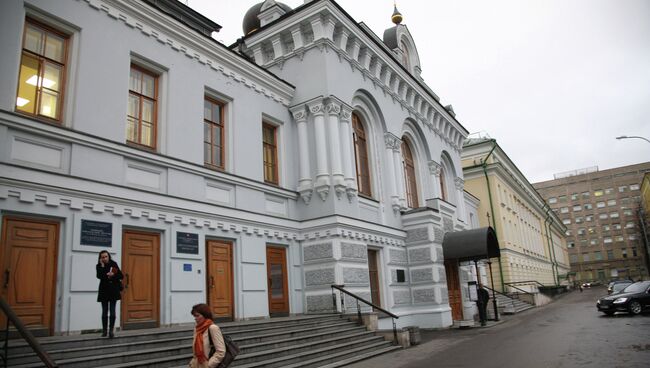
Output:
(185, 0), (650, 183)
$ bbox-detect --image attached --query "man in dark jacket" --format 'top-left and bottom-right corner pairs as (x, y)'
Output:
(477, 283), (490, 326)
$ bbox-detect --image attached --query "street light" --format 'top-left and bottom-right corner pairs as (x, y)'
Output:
(616, 135), (650, 144)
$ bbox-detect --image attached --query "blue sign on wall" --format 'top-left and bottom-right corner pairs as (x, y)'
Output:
(183, 263), (192, 272)
(177, 232), (199, 254)
(80, 220), (113, 247)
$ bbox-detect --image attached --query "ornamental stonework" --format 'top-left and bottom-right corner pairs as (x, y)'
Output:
(303, 243), (333, 262)
(389, 249), (407, 264)
(410, 268), (433, 283)
(343, 267), (370, 284)
(306, 294), (334, 312)
(413, 288), (436, 303)
(433, 226), (444, 243)
(343, 292), (372, 311)
(408, 247), (431, 263)
(305, 268), (336, 286)
(405, 227), (429, 243)
(443, 218), (454, 233)
(393, 290), (411, 305)
(341, 243), (367, 260)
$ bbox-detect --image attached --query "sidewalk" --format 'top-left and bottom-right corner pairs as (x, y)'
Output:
(346, 318), (509, 368)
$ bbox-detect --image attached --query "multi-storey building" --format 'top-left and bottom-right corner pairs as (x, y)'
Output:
(641, 172), (650, 274)
(0, 0), (487, 335)
(462, 135), (570, 293)
(534, 162), (650, 283)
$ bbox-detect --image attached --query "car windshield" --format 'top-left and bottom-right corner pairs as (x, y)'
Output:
(622, 281), (650, 293)
(613, 283), (631, 292)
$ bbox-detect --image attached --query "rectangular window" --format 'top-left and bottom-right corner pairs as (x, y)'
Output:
(570, 254), (578, 263)
(607, 250), (614, 260)
(562, 219), (571, 225)
(613, 223), (621, 230)
(621, 249), (627, 258)
(571, 193), (579, 201)
(603, 237), (612, 244)
(548, 197), (557, 204)
(560, 207), (569, 214)
(568, 242), (575, 248)
(630, 184), (640, 191)
(558, 195), (567, 202)
(603, 225), (610, 232)
(605, 188), (614, 195)
(632, 248), (638, 257)
(610, 212), (619, 219)
(573, 205), (581, 212)
(203, 97), (224, 169)
(583, 204), (593, 210)
(623, 209), (633, 216)
(575, 216), (583, 224)
(618, 186), (626, 192)
(581, 191), (590, 199)
(577, 228), (586, 235)
(262, 122), (278, 184)
(594, 189), (603, 197)
(596, 201), (605, 208)
(582, 253), (589, 262)
(594, 251), (602, 261)
(607, 199), (616, 207)
(585, 215), (593, 222)
(599, 213), (608, 220)
(127, 64), (158, 149)
(590, 239), (597, 245)
(615, 235), (624, 242)
(625, 221), (635, 229)
(16, 19), (68, 121)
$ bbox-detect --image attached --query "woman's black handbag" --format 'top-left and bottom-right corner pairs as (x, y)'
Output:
(209, 331), (240, 368)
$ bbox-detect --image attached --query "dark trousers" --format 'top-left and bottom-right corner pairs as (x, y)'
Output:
(101, 300), (117, 331)
(477, 301), (488, 324)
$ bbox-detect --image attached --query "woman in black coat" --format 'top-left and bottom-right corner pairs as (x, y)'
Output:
(96, 250), (123, 338)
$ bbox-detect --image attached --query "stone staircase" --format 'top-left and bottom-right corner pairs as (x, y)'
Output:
(492, 293), (535, 315)
(4, 314), (401, 368)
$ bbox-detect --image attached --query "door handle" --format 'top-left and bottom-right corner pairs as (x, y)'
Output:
(125, 273), (129, 289)
(210, 276), (215, 289)
(3, 269), (9, 289)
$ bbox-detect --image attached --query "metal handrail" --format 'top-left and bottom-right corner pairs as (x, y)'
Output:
(0, 297), (58, 368)
(331, 285), (399, 345)
(505, 284), (533, 296)
(505, 280), (546, 288)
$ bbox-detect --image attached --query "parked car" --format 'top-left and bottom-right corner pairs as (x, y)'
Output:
(597, 281), (650, 316)
(607, 280), (634, 294)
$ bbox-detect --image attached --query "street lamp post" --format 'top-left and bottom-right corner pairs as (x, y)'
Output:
(616, 135), (650, 144)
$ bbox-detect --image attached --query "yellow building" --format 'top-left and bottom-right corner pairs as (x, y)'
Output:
(461, 136), (570, 293)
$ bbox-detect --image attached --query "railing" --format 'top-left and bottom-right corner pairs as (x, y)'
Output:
(331, 285), (399, 345)
(0, 298), (58, 368)
(504, 281), (547, 297)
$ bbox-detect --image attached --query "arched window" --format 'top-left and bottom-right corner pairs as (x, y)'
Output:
(400, 40), (410, 70)
(401, 139), (418, 208)
(439, 165), (447, 201)
(352, 113), (371, 196)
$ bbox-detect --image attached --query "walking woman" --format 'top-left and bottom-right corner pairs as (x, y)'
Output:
(96, 250), (123, 338)
(189, 303), (225, 368)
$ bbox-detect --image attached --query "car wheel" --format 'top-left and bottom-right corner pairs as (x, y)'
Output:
(629, 301), (642, 315)
(603, 311), (615, 316)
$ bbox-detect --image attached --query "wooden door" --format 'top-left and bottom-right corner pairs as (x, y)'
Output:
(367, 249), (381, 307)
(444, 259), (463, 321)
(0, 217), (59, 335)
(266, 246), (289, 316)
(207, 240), (233, 321)
(121, 230), (160, 329)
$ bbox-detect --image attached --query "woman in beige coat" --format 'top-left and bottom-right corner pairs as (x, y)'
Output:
(189, 303), (226, 368)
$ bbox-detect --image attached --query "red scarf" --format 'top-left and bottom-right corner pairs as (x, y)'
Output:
(193, 318), (214, 363)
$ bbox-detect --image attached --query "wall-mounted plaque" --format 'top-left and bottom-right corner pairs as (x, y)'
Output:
(177, 232), (199, 254)
(80, 220), (113, 247)
(396, 269), (406, 283)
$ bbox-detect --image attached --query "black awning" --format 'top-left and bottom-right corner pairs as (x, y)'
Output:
(442, 227), (500, 262)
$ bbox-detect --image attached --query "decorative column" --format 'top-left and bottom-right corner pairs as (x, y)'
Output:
(384, 133), (400, 212)
(307, 99), (330, 201)
(326, 100), (346, 199)
(428, 160), (442, 199)
(455, 177), (467, 223)
(339, 104), (357, 201)
(291, 106), (312, 203)
(393, 144), (407, 209)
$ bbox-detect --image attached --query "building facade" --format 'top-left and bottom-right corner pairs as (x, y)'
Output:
(462, 136), (570, 293)
(534, 162), (650, 283)
(0, 0), (484, 335)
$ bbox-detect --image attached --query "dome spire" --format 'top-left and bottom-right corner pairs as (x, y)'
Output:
(391, 2), (403, 25)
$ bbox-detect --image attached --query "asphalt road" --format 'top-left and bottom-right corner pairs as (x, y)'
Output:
(348, 286), (650, 368)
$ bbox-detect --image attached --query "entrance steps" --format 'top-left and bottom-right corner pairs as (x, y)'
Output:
(492, 293), (535, 315)
(4, 314), (400, 368)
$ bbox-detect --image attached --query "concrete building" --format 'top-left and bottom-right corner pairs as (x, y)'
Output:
(0, 0), (488, 335)
(462, 135), (570, 293)
(534, 162), (650, 283)
(640, 172), (650, 276)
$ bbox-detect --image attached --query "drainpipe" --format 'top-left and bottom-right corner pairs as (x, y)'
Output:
(543, 207), (559, 286)
(480, 140), (505, 292)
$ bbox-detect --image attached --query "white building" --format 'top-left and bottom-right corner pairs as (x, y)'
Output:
(0, 0), (483, 335)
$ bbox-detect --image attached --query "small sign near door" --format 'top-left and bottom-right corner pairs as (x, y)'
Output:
(80, 220), (113, 247)
(177, 232), (199, 254)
